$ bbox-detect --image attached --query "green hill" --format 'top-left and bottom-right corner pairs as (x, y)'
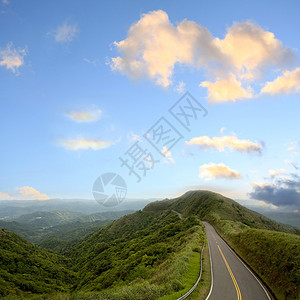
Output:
(144, 190), (299, 299)
(0, 228), (75, 298)
(144, 190), (299, 234)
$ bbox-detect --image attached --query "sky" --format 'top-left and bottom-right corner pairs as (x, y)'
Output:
(0, 0), (299, 212)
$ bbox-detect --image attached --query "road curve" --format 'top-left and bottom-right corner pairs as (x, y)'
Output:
(203, 222), (271, 300)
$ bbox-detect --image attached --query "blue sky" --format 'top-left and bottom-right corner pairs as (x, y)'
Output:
(0, 0), (299, 211)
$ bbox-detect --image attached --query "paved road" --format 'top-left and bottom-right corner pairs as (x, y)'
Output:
(203, 222), (271, 300)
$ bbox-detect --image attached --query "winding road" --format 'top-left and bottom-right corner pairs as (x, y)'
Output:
(203, 222), (271, 300)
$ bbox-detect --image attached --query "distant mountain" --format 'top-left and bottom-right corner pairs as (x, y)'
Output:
(0, 199), (153, 218)
(246, 209), (300, 228)
(0, 210), (134, 249)
(14, 210), (85, 227)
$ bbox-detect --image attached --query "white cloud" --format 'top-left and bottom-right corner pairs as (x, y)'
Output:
(110, 10), (220, 87)
(214, 21), (294, 77)
(54, 22), (79, 43)
(66, 108), (102, 122)
(83, 58), (100, 66)
(2, 0), (9, 4)
(256, 200), (279, 210)
(0, 42), (27, 74)
(261, 68), (300, 95)
(110, 10), (297, 102)
(269, 169), (286, 178)
(128, 131), (142, 142)
(200, 74), (253, 102)
(162, 146), (175, 164)
(199, 163), (242, 180)
(60, 137), (114, 151)
(186, 135), (262, 153)
(175, 81), (186, 93)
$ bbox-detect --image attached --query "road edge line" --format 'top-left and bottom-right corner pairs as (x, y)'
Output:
(215, 229), (273, 300)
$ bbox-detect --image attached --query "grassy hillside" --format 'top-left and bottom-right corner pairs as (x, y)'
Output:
(67, 210), (205, 298)
(0, 228), (76, 298)
(227, 229), (300, 300)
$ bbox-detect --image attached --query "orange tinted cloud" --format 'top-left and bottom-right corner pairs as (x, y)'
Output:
(199, 163), (242, 180)
(16, 186), (49, 200)
(261, 68), (300, 95)
(186, 135), (262, 153)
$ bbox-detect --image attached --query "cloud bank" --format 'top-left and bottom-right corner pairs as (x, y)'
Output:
(250, 173), (300, 209)
(110, 10), (298, 102)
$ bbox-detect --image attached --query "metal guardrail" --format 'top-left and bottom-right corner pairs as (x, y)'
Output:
(177, 241), (205, 300)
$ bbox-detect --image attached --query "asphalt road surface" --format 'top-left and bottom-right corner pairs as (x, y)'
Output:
(203, 222), (271, 300)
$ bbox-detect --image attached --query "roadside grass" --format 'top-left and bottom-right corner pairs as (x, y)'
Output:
(223, 229), (300, 300)
(218, 219), (249, 235)
(158, 250), (201, 300)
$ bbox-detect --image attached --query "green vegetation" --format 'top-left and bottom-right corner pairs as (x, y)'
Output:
(13, 211), (84, 227)
(145, 191), (299, 234)
(0, 209), (205, 299)
(0, 210), (133, 252)
(145, 190), (300, 299)
(226, 229), (300, 300)
(36, 220), (112, 252)
(1, 190), (299, 299)
(68, 210), (205, 297)
(0, 228), (75, 297)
